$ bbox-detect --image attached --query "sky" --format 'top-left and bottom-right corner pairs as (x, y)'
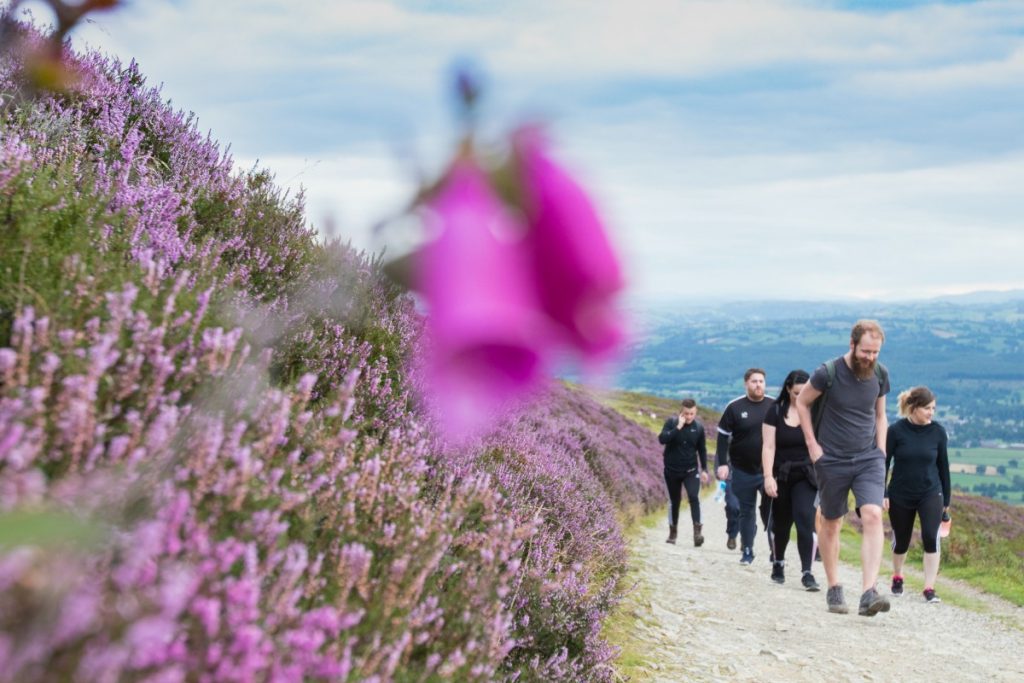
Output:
(19, 0), (1024, 303)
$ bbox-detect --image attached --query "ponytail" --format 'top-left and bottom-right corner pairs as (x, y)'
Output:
(898, 386), (936, 417)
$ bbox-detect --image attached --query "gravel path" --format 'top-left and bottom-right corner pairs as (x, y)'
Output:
(618, 499), (1024, 682)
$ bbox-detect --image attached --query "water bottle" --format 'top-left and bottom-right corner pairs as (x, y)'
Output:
(713, 480), (727, 504)
(939, 510), (952, 538)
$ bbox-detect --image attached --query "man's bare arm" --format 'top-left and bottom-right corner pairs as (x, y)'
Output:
(875, 395), (888, 453)
(795, 384), (823, 462)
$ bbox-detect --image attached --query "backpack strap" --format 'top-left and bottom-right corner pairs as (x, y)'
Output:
(874, 362), (888, 386)
(812, 359), (837, 437)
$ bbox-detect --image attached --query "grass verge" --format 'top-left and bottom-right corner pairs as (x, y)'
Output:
(600, 509), (662, 682)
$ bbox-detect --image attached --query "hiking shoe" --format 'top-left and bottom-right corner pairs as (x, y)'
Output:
(770, 561), (785, 584)
(923, 588), (941, 604)
(858, 588), (891, 617)
(740, 547), (754, 565)
(826, 585), (848, 614)
(891, 575), (904, 596)
(693, 523), (704, 547)
(727, 536), (737, 550)
(666, 525), (677, 544)
(801, 571), (820, 592)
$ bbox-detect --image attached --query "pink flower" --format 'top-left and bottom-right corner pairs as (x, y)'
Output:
(513, 126), (625, 358)
(416, 161), (551, 437)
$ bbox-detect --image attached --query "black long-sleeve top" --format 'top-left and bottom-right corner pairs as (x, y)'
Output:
(715, 396), (774, 474)
(885, 418), (951, 508)
(659, 417), (708, 475)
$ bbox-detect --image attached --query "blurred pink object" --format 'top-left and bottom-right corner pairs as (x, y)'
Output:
(513, 126), (625, 358)
(417, 161), (550, 437)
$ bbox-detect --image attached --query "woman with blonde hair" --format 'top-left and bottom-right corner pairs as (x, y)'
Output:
(884, 386), (951, 603)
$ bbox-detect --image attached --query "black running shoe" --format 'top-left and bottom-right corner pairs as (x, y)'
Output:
(770, 561), (785, 584)
(801, 571), (820, 592)
(891, 576), (904, 596)
(923, 588), (942, 604)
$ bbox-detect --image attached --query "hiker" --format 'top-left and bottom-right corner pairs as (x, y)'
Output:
(716, 368), (774, 565)
(885, 386), (951, 604)
(795, 319), (891, 617)
(762, 369), (820, 591)
(658, 398), (709, 546)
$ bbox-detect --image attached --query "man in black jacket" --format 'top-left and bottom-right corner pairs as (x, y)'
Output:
(658, 398), (709, 546)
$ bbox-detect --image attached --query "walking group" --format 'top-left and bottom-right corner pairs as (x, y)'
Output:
(658, 320), (952, 616)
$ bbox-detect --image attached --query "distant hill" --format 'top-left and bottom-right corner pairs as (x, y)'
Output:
(606, 296), (1024, 448)
(923, 289), (1024, 305)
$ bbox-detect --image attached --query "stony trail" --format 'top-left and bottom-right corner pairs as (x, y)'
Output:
(617, 499), (1024, 682)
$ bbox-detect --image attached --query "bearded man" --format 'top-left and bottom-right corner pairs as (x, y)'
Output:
(795, 320), (891, 617)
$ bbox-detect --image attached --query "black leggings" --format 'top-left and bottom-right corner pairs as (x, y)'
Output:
(665, 470), (701, 526)
(889, 493), (944, 554)
(767, 469), (817, 571)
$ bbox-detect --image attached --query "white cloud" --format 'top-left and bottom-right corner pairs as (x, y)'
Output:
(850, 45), (1024, 93)
(603, 150), (1024, 301)
(236, 151), (414, 248)
(75, 1), (1024, 92)
(58, 0), (1024, 302)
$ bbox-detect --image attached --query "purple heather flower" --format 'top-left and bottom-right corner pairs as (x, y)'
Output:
(415, 161), (551, 438)
(513, 126), (626, 359)
(0, 349), (17, 375)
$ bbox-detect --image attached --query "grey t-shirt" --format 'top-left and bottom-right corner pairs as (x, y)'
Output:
(810, 356), (890, 457)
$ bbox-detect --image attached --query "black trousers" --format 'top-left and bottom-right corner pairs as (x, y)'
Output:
(665, 469), (701, 527)
(767, 467), (817, 571)
(889, 492), (944, 554)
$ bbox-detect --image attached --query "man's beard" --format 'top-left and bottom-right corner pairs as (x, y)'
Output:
(852, 355), (877, 380)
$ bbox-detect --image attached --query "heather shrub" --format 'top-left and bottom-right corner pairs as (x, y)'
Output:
(442, 382), (663, 680)
(0, 308), (525, 679)
(1, 17), (666, 681)
(923, 493), (1024, 604)
(264, 240), (419, 435)
(0, 150), (135, 346)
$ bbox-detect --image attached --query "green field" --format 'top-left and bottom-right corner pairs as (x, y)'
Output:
(948, 447), (1024, 505)
(949, 446), (1024, 467)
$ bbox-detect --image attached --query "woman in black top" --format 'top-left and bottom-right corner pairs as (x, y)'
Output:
(762, 370), (820, 591)
(884, 386), (951, 603)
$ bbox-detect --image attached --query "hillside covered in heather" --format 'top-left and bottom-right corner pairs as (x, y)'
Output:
(0, 20), (666, 682)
